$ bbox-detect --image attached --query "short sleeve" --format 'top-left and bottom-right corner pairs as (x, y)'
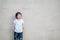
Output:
(13, 19), (16, 25)
(22, 19), (24, 24)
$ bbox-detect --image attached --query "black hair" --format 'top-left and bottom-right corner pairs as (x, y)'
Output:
(15, 12), (22, 19)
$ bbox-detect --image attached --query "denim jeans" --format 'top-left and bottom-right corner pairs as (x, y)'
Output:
(14, 32), (23, 40)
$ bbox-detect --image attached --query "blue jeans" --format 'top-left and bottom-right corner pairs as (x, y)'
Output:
(14, 32), (23, 40)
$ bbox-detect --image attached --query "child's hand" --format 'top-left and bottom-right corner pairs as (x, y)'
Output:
(11, 25), (14, 31)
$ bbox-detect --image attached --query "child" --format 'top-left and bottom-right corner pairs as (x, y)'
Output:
(13, 12), (24, 40)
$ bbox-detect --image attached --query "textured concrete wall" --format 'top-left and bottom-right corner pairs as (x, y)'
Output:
(0, 0), (60, 40)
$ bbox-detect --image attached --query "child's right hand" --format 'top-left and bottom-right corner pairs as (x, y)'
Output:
(11, 25), (14, 31)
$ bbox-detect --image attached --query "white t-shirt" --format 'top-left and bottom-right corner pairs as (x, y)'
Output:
(13, 19), (24, 33)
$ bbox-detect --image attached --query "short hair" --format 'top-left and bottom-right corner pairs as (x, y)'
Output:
(15, 12), (22, 19)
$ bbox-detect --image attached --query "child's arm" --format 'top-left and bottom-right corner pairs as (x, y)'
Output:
(22, 24), (24, 32)
(12, 20), (16, 31)
(12, 23), (15, 31)
(22, 19), (24, 32)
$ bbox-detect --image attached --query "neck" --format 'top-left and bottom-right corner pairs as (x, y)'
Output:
(17, 18), (21, 20)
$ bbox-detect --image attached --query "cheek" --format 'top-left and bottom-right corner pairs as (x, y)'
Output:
(19, 16), (22, 18)
(17, 16), (19, 18)
(19, 16), (21, 17)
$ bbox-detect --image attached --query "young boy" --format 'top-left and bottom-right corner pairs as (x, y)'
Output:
(13, 12), (24, 40)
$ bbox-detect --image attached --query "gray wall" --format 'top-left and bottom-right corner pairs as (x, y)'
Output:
(0, 0), (60, 40)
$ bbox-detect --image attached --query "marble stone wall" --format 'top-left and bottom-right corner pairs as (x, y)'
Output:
(0, 0), (60, 40)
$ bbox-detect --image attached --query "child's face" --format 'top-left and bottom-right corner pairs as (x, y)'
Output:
(17, 14), (22, 19)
